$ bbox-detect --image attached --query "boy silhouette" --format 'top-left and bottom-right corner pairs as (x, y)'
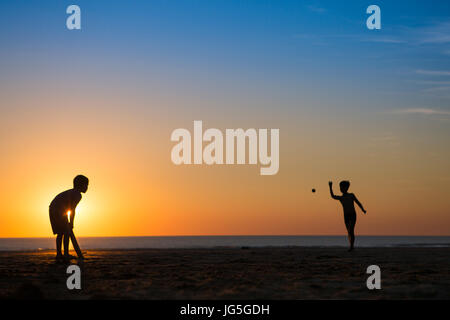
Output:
(49, 175), (88, 261)
(329, 180), (366, 251)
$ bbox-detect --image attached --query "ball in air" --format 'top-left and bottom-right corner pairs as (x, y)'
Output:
(312, 188), (316, 193)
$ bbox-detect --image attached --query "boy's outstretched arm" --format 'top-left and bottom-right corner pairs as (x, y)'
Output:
(69, 208), (75, 228)
(353, 195), (367, 214)
(329, 181), (340, 200)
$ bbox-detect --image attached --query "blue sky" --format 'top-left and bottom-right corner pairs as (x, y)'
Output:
(1, 1), (450, 112)
(1, 1), (450, 121)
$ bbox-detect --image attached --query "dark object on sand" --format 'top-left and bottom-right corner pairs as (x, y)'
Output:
(14, 282), (45, 300)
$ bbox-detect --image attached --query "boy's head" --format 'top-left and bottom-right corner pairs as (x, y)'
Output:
(74, 175), (89, 193)
(339, 180), (350, 193)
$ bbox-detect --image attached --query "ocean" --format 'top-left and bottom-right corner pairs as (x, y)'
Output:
(0, 236), (449, 251)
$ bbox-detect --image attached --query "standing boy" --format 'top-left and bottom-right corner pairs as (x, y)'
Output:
(329, 180), (366, 251)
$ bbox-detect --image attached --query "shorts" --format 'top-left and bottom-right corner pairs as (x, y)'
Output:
(49, 208), (69, 235)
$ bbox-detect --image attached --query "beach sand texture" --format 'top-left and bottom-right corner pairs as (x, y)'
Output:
(0, 247), (448, 299)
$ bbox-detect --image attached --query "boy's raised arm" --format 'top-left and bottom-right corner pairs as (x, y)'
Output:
(353, 194), (367, 214)
(329, 181), (340, 200)
(69, 192), (82, 229)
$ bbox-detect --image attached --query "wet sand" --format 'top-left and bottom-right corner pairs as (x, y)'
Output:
(0, 247), (448, 299)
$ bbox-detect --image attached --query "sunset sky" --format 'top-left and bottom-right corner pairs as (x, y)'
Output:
(1, 0), (449, 237)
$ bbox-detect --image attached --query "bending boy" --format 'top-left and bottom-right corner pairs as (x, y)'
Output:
(49, 175), (88, 261)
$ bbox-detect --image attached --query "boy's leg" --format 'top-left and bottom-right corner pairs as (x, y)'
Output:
(345, 220), (356, 251)
(69, 230), (83, 258)
(56, 234), (63, 257)
(349, 228), (355, 250)
(63, 231), (70, 257)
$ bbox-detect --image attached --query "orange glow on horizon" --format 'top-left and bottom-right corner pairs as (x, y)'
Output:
(0, 94), (449, 237)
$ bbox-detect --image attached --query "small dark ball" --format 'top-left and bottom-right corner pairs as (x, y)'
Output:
(312, 189), (316, 193)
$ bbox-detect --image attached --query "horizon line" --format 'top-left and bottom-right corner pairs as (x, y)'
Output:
(1, 234), (449, 239)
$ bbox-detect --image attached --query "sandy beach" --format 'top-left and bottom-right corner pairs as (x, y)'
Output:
(0, 247), (448, 299)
